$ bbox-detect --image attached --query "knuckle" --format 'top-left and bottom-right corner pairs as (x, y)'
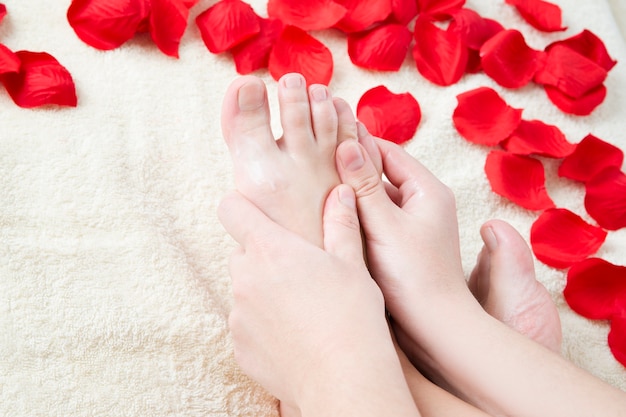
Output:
(331, 211), (360, 232)
(354, 175), (381, 199)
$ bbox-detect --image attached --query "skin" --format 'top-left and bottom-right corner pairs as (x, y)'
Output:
(220, 73), (418, 416)
(333, 136), (626, 417)
(219, 73), (616, 417)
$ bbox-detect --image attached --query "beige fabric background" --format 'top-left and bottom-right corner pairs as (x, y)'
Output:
(1, 0), (625, 416)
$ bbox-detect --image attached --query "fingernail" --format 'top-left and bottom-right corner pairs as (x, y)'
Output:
(338, 185), (356, 209)
(238, 81), (265, 111)
(339, 141), (365, 172)
(310, 85), (328, 101)
(283, 73), (304, 89)
(483, 226), (498, 251)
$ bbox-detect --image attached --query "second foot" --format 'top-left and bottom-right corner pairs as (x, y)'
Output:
(468, 219), (562, 353)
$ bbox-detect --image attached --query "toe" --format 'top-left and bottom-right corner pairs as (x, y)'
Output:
(334, 98), (358, 145)
(277, 73), (315, 153)
(221, 76), (276, 155)
(472, 220), (563, 352)
(474, 220), (538, 317)
(309, 84), (338, 151)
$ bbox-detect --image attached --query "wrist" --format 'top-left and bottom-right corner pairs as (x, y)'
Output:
(297, 339), (419, 417)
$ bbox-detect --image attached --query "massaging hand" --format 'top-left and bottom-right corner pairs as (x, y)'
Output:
(336, 132), (477, 331)
(218, 185), (419, 416)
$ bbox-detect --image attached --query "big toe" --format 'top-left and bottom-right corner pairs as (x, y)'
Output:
(469, 220), (562, 353)
(221, 75), (276, 155)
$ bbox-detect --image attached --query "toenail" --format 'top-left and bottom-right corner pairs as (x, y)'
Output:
(483, 226), (499, 251)
(238, 81), (265, 111)
(283, 74), (304, 89)
(340, 141), (365, 172)
(311, 85), (328, 101)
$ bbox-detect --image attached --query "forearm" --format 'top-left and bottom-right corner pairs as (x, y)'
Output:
(298, 343), (421, 417)
(400, 353), (492, 417)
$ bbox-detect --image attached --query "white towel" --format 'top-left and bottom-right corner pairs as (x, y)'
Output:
(0, 0), (624, 415)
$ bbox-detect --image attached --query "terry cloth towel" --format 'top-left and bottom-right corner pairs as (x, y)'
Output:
(1, 0), (625, 416)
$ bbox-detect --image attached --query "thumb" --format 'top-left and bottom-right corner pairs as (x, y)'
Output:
(336, 140), (396, 225)
(323, 184), (364, 263)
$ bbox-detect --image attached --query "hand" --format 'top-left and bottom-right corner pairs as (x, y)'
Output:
(218, 185), (410, 415)
(337, 133), (476, 327)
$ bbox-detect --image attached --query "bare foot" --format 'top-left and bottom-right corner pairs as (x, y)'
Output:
(221, 73), (355, 247)
(468, 220), (562, 353)
(222, 74), (357, 417)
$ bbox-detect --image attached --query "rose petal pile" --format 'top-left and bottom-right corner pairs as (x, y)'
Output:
(0, 4), (77, 108)
(454, 86), (626, 366)
(65, 0), (617, 115)
(480, 28), (616, 115)
(67, 0), (199, 58)
(454, 86), (626, 263)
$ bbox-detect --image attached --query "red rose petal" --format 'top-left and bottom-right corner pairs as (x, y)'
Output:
(534, 44), (607, 99)
(418, 0), (465, 20)
(609, 316), (626, 367)
(67, 0), (149, 50)
(0, 43), (20, 75)
(390, 0), (418, 25)
(149, 0), (191, 58)
(268, 26), (333, 86)
(530, 208), (607, 269)
(449, 8), (504, 50)
(505, 0), (566, 32)
(544, 83), (607, 116)
(559, 134), (624, 183)
(412, 16), (468, 86)
(1, 51), (77, 108)
(452, 87), (523, 146)
(502, 119), (575, 158)
(0, 4), (6, 24)
(564, 258), (626, 320)
(485, 150), (555, 211)
(196, 0), (260, 54)
(548, 30), (617, 72)
(465, 49), (482, 73)
(356, 85), (421, 144)
(348, 23), (412, 71)
(585, 167), (626, 231)
(231, 18), (283, 74)
(267, 0), (347, 31)
(480, 29), (545, 89)
(334, 0), (392, 33)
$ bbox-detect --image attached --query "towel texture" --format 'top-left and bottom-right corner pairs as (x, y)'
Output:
(1, 1), (625, 416)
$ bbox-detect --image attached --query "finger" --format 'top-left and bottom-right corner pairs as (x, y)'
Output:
(375, 138), (446, 193)
(217, 191), (279, 248)
(322, 184), (364, 263)
(336, 140), (396, 215)
(375, 138), (453, 211)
